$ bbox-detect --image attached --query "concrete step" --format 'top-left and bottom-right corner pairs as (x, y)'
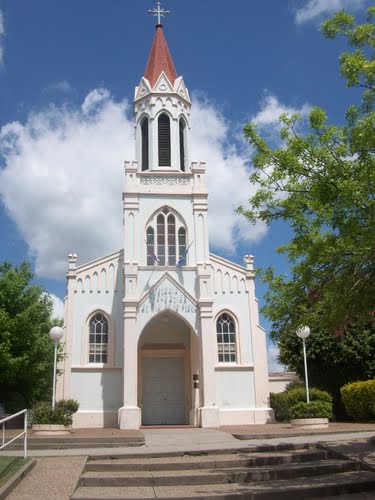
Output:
(71, 470), (375, 499)
(79, 459), (359, 487)
(85, 449), (331, 471)
(6, 437), (145, 450)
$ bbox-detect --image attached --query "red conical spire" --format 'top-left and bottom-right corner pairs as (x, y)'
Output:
(144, 25), (178, 88)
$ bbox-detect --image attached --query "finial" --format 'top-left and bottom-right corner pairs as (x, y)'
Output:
(148, 2), (170, 26)
(244, 255), (254, 271)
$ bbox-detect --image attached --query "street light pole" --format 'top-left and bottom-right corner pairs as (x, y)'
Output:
(296, 326), (311, 403)
(49, 326), (64, 411)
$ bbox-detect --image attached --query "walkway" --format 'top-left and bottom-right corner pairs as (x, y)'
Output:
(4, 424), (375, 499)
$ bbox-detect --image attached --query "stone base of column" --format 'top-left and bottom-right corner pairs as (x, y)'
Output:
(199, 406), (220, 428)
(118, 406), (141, 430)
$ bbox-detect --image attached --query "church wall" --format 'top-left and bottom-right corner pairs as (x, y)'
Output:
(214, 369), (255, 409)
(71, 286), (124, 365)
(71, 370), (122, 411)
(212, 293), (254, 366)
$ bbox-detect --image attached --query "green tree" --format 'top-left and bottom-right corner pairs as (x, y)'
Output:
(0, 261), (59, 410)
(238, 7), (375, 339)
(278, 323), (375, 418)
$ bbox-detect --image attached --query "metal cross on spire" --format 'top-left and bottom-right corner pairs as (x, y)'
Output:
(148, 2), (170, 26)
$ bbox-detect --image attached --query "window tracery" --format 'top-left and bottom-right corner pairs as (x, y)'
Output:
(216, 312), (237, 363)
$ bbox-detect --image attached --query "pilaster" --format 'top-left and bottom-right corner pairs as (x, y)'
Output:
(244, 255), (270, 410)
(118, 298), (141, 429)
(57, 253), (77, 401)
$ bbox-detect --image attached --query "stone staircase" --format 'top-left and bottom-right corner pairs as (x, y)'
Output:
(6, 435), (144, 450)
(70, 443), (375, 499)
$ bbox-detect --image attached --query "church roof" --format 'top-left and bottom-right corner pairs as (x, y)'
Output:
(144, 25), (178, 88)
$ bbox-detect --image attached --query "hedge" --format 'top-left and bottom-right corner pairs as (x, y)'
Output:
(341, 379), (375, 421)
(270, 387), (332, 422)
(290, 401), (332, 419)
(32, 399), (79, 426)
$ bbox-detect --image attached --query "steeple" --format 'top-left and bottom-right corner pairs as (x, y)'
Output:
(144, 25), (178, 88)
(133, 3), (191, 172)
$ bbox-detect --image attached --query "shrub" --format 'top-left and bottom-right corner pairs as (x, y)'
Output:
(341, 379), (375, 421)
(285, 380), (304, 392)
(287, 387), (332, 407)
(290, 401), (333, 419)
(270, 392), (290, 422)
(32, 399), (79, 426)
(55, 399), (79, 414)
(270, 387), (332, 422)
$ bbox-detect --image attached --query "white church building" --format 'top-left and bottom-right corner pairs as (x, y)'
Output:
(57, 6), (272, 429)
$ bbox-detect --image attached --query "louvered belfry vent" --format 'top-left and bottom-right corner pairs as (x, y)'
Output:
(158, 113), (171, 166)
(141, 117), (149, 171)
(179, 118), (186, 172)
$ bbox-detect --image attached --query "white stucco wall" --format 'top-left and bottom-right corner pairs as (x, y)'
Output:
(215, 369), (255, 408)
(71, 370), (122, 411)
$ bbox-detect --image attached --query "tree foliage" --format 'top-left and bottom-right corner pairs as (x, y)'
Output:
(0, 261), (59, 409)
(238, 7), (375, 338)
(278, 322), (375, 418)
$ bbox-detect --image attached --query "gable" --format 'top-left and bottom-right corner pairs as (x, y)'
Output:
(137, 273), (197, 332)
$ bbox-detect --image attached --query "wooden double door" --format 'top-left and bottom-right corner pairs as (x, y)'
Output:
(141, 357), (186, 425)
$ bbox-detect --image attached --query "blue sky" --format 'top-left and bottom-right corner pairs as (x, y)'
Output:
(0, 0), (371, 370)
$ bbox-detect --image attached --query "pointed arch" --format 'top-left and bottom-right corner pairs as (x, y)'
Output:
(158, 112), (171, 166)
(179, 117), (186, 171)
(145, 206), (188, 267)
(141, 116), (149, 171)
(216, 311), (237, 363)
(88, 312), (109, 363)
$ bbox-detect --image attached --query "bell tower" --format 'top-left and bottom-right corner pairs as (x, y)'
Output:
(134, 11), (191, 172)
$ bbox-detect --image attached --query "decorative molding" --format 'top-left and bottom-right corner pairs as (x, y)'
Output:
(140, 175), (191, 186)
(215, 364), (254, 371)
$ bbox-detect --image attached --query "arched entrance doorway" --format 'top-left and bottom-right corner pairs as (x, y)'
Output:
(138, 310), (198, 426)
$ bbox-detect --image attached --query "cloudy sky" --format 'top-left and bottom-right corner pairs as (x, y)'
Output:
(0, 0), (370, 371)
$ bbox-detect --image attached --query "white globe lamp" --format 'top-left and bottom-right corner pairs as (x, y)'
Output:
(296, 326), (311, 403)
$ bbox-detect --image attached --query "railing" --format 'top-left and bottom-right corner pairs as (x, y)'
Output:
(0, 409), (28, 458)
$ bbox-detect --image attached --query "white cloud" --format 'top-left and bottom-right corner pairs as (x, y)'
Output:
(0, 90), (133, 277)
(0, 10), (5, 67)
(252, 94), (311, 141)
(190, 97), (267, 253)
(0, 89), (270, 278)
(267, 343), (284, 372)
(295, 0), (367, 25)
(50, 293), (64, 319)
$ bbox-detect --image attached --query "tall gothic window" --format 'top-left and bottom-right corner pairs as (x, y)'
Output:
(89, 313), (108, 363)
(216, 313), (237, 363)
(146, 226), (155, 265)
(158, 113), (171, 166)
(179, 118), (186, 171)
(141, 117), (149, 171)
(146, 208), (187, 266)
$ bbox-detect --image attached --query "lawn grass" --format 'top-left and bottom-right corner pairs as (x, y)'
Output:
(0, 456), (29, 488)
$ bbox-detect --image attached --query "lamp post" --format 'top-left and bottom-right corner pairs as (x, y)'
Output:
(296, 326), (311, 403)
(49, 326), (64, 411)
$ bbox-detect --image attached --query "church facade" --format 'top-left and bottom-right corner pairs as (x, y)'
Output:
(57, 15), (272, 429)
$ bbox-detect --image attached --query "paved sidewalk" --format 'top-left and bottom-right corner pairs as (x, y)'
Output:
(6, 456), (86, 500)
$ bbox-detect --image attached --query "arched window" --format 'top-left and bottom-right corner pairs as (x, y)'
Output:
(179, 118), (186, 171)
(89, 313), (108, 363)
(216, 313), (236, 363)
(146, 208), (187, 266)
(146, 226), (155, 266)
(141, 117), (149, 171)
(158, 113), (171, 166)
(178, 227), (186, 263)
